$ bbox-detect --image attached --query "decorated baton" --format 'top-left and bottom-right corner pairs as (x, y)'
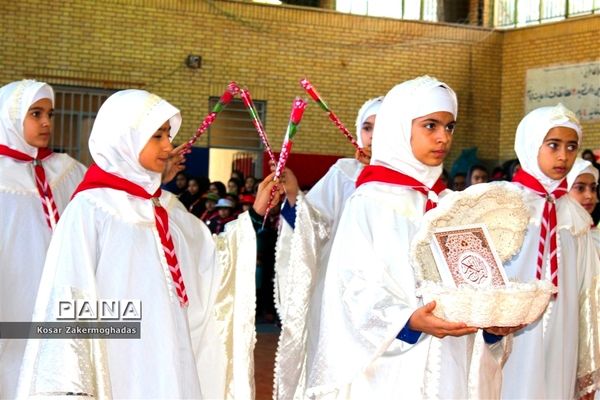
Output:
(239, 88), (276, 164)
(299, 78), (367, 158)
(186, 81), (240, 148)
(263, 97), (308, 226)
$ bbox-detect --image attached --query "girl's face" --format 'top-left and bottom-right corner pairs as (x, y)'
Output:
(245, 177), (256, 192)
(360, 114), (376, 150)
(209, 184), (218, 194)
(410, 111), (455, 167)
(175, 173), (187, 189)
(227, 180), (239, 194)
(139, 121), (173, 173)
(23, 98), (53, 148)
(470, 169), (488, 185)
(218, 208), (232, 218)
(569, 173), (598, 214)
(188, 180), (199, 196)
(537, 127), (578, 180)
(452, 174), (466, 191)
(205, 200), (216, 211)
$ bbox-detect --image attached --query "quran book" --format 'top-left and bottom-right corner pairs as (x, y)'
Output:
(430, 224), (508, 288)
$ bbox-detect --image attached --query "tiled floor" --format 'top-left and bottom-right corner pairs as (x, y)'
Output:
(254, 330), (279, 400)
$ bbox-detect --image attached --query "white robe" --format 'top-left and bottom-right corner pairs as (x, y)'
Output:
(592, 227), (600, 257)
(213, 213), (259, 400)
(17, 188), (257, 399)
(305, 158), (363, 234)
(306, 182), (507, 399)
(0, 152), (86, 399)
(501, 187), (600, 399)
(274, 158), (363, 399)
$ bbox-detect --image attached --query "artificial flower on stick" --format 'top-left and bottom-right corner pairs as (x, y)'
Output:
(186, 81), (241, 147)
(263, 97), (308, 225)
(240, 88), (276, 164)
(300, 78), (367, 159)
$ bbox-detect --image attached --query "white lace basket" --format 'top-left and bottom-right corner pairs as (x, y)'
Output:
(411, 182), (555, 327)
(417, 280), (556, 327)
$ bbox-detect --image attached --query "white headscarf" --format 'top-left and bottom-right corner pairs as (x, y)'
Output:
(89, 89), (181, 194)
(355, 96), (383, 148)
(514, 103), (582, 192)
(0, 79), (54, 158)
(370, 75), (458, 188)
(566, 157), (599, 190)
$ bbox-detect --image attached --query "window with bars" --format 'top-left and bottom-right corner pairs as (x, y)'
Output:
(50, 86), (113, 165)
(495, 0), (599, 27)
(335, 0), (439, 22)
(207, 97), (266, 177)
(207, 97), (266, 150)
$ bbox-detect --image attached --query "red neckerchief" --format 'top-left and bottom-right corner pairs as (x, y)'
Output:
(512, 169), (567, 292)
(0, 144), (59, 230)
(73, 164), (189, 307)
(356, 165), (446, 211)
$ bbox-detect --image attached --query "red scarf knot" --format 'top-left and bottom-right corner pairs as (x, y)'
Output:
(512, 169), (567, 293)
(73, 164), (189, 307)
(356, 165), (446, 212)
(0, 144), (59, 230)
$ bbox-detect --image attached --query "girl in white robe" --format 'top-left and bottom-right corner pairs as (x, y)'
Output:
(273, 97), (382, 399)
(501, 104), (600, 399)
(0, 80), (86, 399)
(305, 76), (508, 399)
(16, 89), (263, 398)
(566, 158), (600, 253)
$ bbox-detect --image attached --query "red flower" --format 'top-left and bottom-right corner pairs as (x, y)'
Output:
(227, 81), (240, 95)
(289, 98), (308, 125)
(300, 78), (321, 103)
(220, 91), (234, 105)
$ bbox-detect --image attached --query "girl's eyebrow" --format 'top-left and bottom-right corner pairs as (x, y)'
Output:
(419, 118), (438, 122)
(543, 137), (578, 144)
(417, 118), (456, 125)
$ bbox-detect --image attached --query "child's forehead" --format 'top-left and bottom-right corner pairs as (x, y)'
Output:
(543, 126), (579, 141)
(413, 111), (455, 122)
(28, 98), (53, 109)
(575, 173), (597, 182)
(157, 121), (171, 129)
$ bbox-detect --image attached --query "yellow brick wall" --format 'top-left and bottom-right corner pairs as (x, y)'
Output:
(500, 15), (600, 160)
(0, 0), (597, 169)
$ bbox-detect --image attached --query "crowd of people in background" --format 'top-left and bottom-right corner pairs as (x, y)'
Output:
(170, 169), (278, 323)
(166, 147), (600, 328)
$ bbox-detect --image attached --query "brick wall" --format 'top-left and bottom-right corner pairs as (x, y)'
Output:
(0, 0), (597, 168)
(500, 15), (600, 160)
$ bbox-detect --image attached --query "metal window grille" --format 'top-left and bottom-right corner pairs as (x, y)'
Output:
(336, 0), (438, 22)
(495, 0), (599, 27)
(208, 97), (266, 177)
(50, 86), (113, 165)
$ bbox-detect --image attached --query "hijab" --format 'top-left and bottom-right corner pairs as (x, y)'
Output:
(0, 79), (54, 158)
(355, 96), (383, 148)
(370, 75), (458, 188)
(88, 89), (181, 194)
(566, 157), (599, 191)
(514, 103), (582, 192)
